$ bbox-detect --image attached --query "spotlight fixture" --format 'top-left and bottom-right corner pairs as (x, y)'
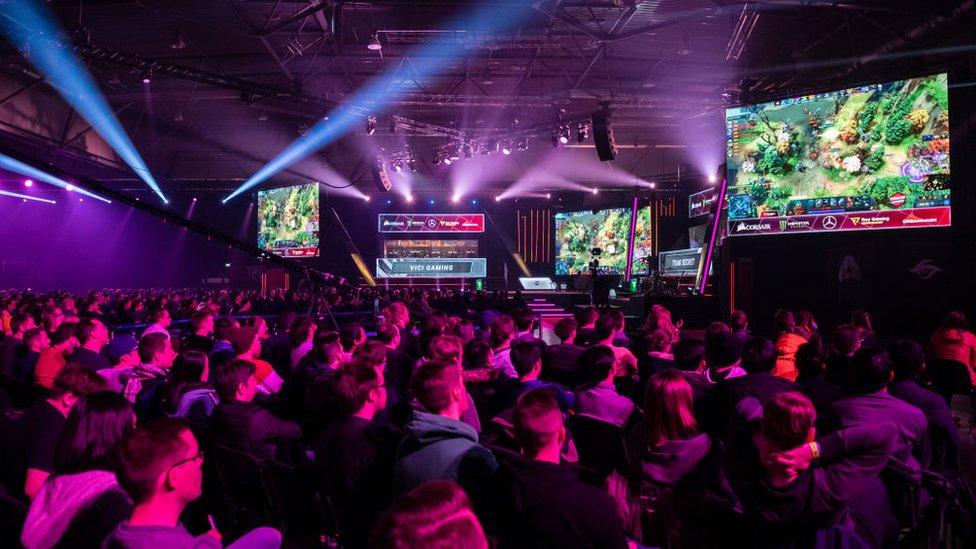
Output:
(141, 70), (152, 84)
(405, 194), (414, 203)
(494, 195), (502, 202)
(24, 179), (33, 187)
(559, 126), (570, 145)
(471, 199), (479, 205)
(451, 193), (460, 203)
(65, 184), (74, 192)
(591, 188), (599, 194)
(708, 174), (717, 184)
(366, 116), (377, 135)
(650, 182), (657, 189)
(192, 197), (197, 202)
(444, 157), (453, 165)
(364, 195), (371, 202)
(545, 193), (551, 199)
(367, 33), (382, 51)
(501, 144), (512, 155)
(576, 124), (588, 143)
(393, 162), (403, 174)
(385, 199), (393, 205)
(428, 199), (436, 206)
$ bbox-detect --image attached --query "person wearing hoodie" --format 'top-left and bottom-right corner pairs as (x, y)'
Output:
(772, 310), (807, 382)
(21, 391), (135, 549)
(627, 370), (738, 547)
(929, 310), (976, 402)
(495, 388), (627, 549)
(393, 360), (497, 496)
(744, 392), (898, 548)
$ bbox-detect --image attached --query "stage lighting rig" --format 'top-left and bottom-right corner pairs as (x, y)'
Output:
(372, 157), (393, 192)
(366, 116), (378, 135)
(501, 143), (512, 155)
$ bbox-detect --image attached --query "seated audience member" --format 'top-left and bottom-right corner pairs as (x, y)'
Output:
(68, 318), (112, 372)
(928, 310), (976, 403)
(721, 337), (798, 407)
(377, 323), (410, 406)
(181, 311), (215, 354)
(369, 481), (487, 549)
(595, 312), (638, 377)
(209, 359), (301, 461)
(496, 389), (628, 549)
(541, 317), (584, 388)
(638, 328), (674, 398)
(314, 363), (398, 548)
(208, 318), (236, 368)
(288, 317), (316, 371)
(33, 322), (79, 389)
(353, 340), (391, 373)
(489, 315), (517, 378)
(772, 310), (806, 381)
(340, 324), (367, 361)
(382, 301), (414, 357)
(497, 338), (573, 413)
(290, 330), (344, 437)
(672, 338), (709, 400)
(851, 309), (878, 349)
(830, 347), (928, 483)
(627, 371), (737, 547)
(888, 339), (958, 471)
(0, 311), (37, 376)
(104, 419), (281, 549)
(424, 335), (482, 431)
(6, 365), (105, 500)
(795, 342), (844, 417)
(703, 331), (745, 384)
(747, 392), (898, 548)
(13, 327), (48, 384)
(41, 304), (65, 334)
(825, 324), (861, 394)
(393, 361), (497, 495)
(140, 308), (172, 340)
(512, 308), (541, 342)
(21, 392), (135, 549)
(264, 311), (296, 376)
(730, 310), (750, 343)
(794, 310), (819, 341)
(452, 320), (476, 345)
(573, 307), (600, 348)
(230, 326), (282, 395)
(161, 351), (217, 434)
(574, 345), (633, 427)
(122, 333), (175, 404)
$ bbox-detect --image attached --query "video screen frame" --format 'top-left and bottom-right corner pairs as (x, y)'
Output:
(256, 183), (320, 257)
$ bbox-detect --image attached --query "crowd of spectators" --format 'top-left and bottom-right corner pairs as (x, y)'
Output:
(1, 286), (975, 548)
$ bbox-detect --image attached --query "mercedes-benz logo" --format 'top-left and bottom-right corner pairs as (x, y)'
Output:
(821, 215), (838, 230)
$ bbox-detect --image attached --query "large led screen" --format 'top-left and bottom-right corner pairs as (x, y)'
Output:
(257, 184), (320, 257)
(726, 73), (950, 236)
(554, 208), (652, 275)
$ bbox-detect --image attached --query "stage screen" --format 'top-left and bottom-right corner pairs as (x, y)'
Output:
(383, 240), (478, 258)
(726, 73), (950, 236)
(554, 208), (652, 275)
(257, 183), (320, 257)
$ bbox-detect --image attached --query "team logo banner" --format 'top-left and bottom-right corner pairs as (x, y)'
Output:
(378, 214), (485, 233)
(375, 258), (488, 278)
(729, 206), (950, 236)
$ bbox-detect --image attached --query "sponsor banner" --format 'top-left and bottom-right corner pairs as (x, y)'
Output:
(375, 258), (487, 278)
(275, 247), (318, 258)
(378, 213), (485, 233)
(728, 206), (951, 236)
(659, 248), (703, 276)
(689, 189), (716, 217)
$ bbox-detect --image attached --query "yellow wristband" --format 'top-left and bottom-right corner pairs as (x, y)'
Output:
(809, 441), (821, 461)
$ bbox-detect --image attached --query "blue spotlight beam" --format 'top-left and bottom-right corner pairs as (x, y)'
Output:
(0, 152), (112, 203)
(1, 0), (168, 203)
(0, 189), (56, 204)
(223, 3), (533, 203)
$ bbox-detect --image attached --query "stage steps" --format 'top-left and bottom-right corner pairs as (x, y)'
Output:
(527, 297), (569, 317)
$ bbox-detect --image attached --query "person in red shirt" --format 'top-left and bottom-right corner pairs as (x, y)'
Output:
(929, 311), (976, 402)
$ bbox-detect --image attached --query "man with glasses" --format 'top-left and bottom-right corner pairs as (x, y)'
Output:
(104, 418), (280, 548)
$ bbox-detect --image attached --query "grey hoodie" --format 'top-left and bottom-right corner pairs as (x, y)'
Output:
(22, 470), (126, 549)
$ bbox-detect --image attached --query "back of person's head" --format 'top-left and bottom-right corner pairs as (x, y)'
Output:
(889, 339), (925, 381)
(340, 324), (366, 352)
(774, 309), (795, 333)
(510, 338), (543, 378)
(942, 311), (968, 331)
(55, 391), (135, 475)
(427, 335), (463, 366)
(353, 340), (390, 369)
(171, 351), (208, 384)
(741, 337), (776, 374)
(595, 314), (618, 341)
(489, 315), (515, 347)
(762, 392), (816, 451)
(150, 307), (170, 324)
(229, 326), (259, 356)
(411, 360), (463, 415)
(50, 364), (106, 399)
(831, 324), (860, 357)
(795, 342), (826, 379)
(214, 359), (256, 402)
(334, 362), (384, 415)
(190, 310), (213, 331)
(644, 329), (673, 353)
(383, 302), (410, 327)
(513, 308), (535, 332)
(672, 339), (706, 372)
(706, 321), (731, 342)
(730, 310), (748, 331)
(213, 317), (235, 341)
(74, 318), (103, 345)
(376, 323), (400, 346)
(705, 331), (742, 368)
(11, 311), (34, 334)
(554, 317), (577, 342)
(513, 389), (564, 458)
(369, 480), (487, 549)
(23, 327), (47, 348)
(577, 344), (615, 386)
(116, 419), (198, 505)
(574, 306), (599, 327)
(851, 346), (892, 393)
(462, 339), (492, 371)
(138, 332), (169, 363)
(851, 309), (873, 332)
(51, 322), (77, 347)
(289, 317), (315, 348)
(452, 320), (475, 344)
(643, 370), (697, 447)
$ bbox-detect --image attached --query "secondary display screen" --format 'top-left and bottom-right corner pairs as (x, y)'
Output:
(726, 73), (950, 236)
(257, 183), (320, 257)
(554, 208), (652, 275)
(383, 240), (478, 258)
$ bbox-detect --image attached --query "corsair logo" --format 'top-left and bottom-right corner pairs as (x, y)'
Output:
(735, 221), (772, 232)
(909, 259), (943, 280)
